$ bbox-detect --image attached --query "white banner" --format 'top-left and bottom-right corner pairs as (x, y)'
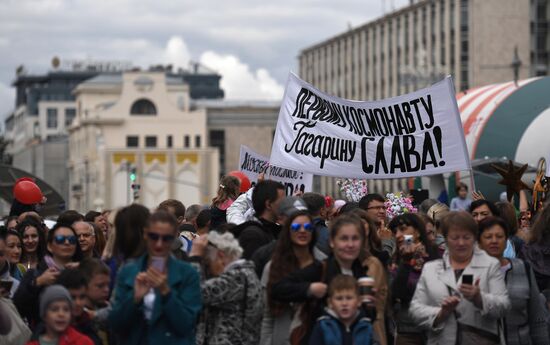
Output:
(546, 153), (550, 176)
(239, 145), (313, 195)
(270, 73), (470, 179)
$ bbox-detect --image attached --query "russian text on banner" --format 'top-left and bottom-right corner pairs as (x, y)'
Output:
(269, 72), (470, 179)
(239, 145), (313, 195)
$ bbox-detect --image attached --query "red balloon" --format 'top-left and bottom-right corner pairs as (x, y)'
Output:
(228, 171), (252, 193)
(13, 179), (43, 205)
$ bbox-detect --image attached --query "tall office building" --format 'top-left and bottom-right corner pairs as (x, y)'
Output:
(299, 0), (548, 100)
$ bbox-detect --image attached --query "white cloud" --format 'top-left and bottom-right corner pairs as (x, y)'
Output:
(200, 51), (284, 100)
(163, 36), (191, 70)
(0, 0), (413, 114)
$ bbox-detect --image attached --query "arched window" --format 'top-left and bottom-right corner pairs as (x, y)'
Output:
(130, 99), (157, 115)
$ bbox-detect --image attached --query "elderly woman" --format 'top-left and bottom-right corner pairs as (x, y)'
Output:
(478, 217), (549, 345)
(410, 211), (510, 345)
(190, 231), (263, 345)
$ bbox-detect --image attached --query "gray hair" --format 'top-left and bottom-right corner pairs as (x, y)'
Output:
(73, 221), (94, 232)
(185, 204), (203, 222)
(206, 231), (243, 262)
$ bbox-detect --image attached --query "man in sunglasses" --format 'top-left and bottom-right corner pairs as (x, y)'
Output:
(109, 211), (201, 345)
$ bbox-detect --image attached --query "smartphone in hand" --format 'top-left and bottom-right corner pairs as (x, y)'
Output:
(150, 256), (166, 273)
(462, 274), (473, 285)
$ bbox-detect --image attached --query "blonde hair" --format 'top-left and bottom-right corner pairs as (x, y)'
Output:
(101, 208), (119, 260)
(427, 202), (450, 225)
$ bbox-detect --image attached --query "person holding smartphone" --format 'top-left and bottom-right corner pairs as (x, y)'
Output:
(410, 212), (510, 345)
(388, 214), (439, 345)
(109, 210), (202, 345)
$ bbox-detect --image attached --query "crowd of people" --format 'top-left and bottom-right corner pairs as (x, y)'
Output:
(0, 176), (550, 345)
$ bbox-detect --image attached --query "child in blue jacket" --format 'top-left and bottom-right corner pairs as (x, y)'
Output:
(309, 275), (377, 345)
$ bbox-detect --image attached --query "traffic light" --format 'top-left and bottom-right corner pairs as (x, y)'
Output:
(130, 167), (137, 182)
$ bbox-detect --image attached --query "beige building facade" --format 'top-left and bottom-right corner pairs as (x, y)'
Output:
(68, 72), (219, 211)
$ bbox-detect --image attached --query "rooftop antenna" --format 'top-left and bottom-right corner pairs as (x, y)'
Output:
(480, 45), (525, 87)
(511, 46), (522, 86)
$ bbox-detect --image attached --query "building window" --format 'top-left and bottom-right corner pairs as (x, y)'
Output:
(145, 136), (157, 148)
(195, 135), (201, 148)
(65, 108), (76, 127)
(130, 99), (157, 115)
(460, 0), (469, 89)
(47, 108), (58, 128)
(167, 135), (173, 148)
(209, 130), (225, 174)
(127, 136), (139, 148)
(184, 135), (190, 148)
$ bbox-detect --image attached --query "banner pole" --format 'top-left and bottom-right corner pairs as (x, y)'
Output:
(469, 169), (477, 192)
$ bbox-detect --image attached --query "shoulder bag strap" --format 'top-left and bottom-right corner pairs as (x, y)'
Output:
(241, 269), (249, 339)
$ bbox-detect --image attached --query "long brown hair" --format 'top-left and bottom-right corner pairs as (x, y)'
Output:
(212, 175), (240, 206)
(530, 203), (550, 244)
(349, 208), (382, 254)
(267, 211), (315, 316)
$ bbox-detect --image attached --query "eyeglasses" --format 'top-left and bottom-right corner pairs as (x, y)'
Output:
(367, 205), (387, 211)
(146, 232), (175, 243)
(77, 232), (95, 239)
(290, 223), (313, 232)
(54, 235), (77, 245)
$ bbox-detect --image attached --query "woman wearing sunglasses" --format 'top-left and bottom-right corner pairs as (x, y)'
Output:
(271, 215), (371, 345)
(260, 210), (318, 345)
(109, 211), (202, 345)
(13, 223), (83, 329)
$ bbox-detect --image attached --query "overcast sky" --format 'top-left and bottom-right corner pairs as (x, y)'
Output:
(0, 0), (410, 122)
